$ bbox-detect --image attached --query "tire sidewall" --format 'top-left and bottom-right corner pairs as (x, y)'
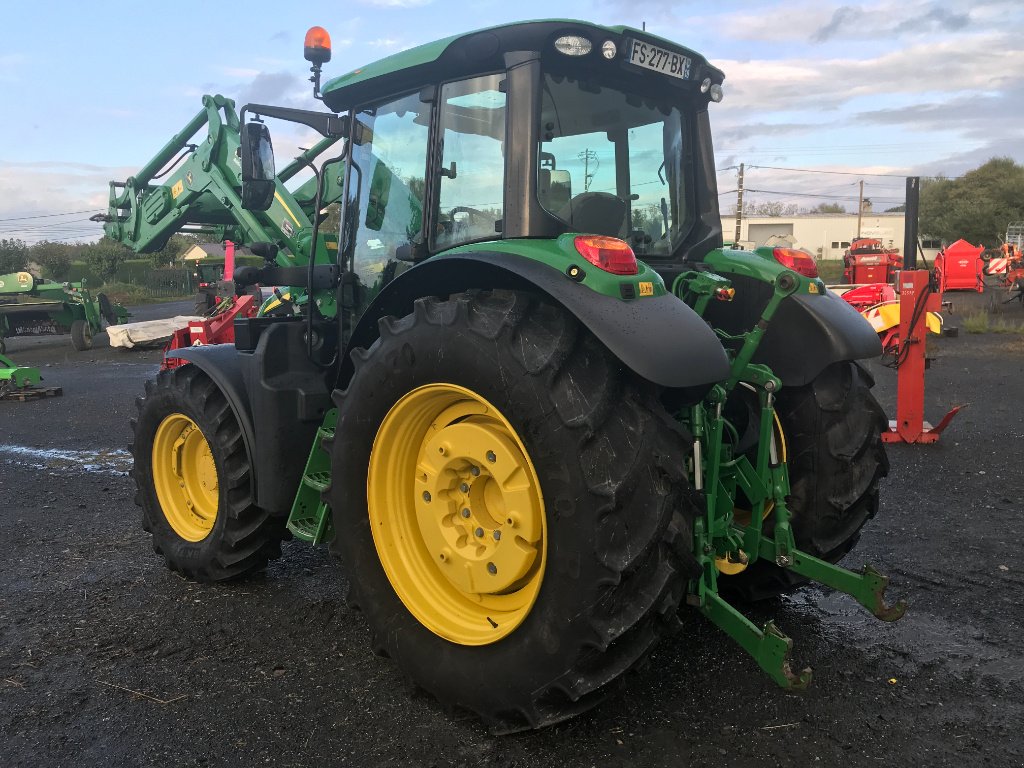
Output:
(134, 373), (234, 569)
(334, 306), (634, 710)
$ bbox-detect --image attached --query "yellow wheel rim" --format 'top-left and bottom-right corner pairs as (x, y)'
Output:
(368, 383), (546, 645)
(717, 411), (787, 576)
(152, 413), (219, 542)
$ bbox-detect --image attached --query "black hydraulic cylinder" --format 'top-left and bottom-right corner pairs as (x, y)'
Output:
(903, 176), (920, 270)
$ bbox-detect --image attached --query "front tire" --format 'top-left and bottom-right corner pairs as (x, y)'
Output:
(70, 319), (92, 351)
(722, 361), (889, 600)
(329, 291), (700, 732)
(131, 365), (285, 581)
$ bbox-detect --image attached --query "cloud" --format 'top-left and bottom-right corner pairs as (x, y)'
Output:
(223, 67), (261, 78)
(0, 162), (136, 243)
(367, 38), (402, 49)
(811, 5), (863, 42)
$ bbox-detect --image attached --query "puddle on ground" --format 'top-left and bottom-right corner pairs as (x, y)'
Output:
(783, 589), (1024, 686)
(0, 444), (133, 475)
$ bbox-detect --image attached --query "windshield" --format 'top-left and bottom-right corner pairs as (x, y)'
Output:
(538, 73), (692, 258)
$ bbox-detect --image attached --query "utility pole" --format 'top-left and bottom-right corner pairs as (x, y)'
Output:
(856, 179), (864, 239)
(734, 162), (744, 246)
(578, 149), (598, 192)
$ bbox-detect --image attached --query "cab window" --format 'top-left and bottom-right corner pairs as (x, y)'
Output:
(432, 74), (506, 251)
(345, 92), (429, 300)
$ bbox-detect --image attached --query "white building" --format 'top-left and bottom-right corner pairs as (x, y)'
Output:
(720, 213), (942, 261)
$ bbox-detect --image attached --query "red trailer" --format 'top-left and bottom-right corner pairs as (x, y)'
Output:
(934, 239), (984, 293)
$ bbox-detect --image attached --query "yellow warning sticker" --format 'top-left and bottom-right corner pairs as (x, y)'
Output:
(807, 281), (819, 294)
(171, 180), (184, 199)
(638, 281), (654, 296)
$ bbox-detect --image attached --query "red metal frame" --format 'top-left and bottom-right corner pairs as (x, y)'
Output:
(882, 270), (963, 444)
(161, 293), (259, 371)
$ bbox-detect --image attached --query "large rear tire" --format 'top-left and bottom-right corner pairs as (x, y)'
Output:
(329, 291), (700, 732)
(721, 361), (888, 600)
(131, 365), (286, 581)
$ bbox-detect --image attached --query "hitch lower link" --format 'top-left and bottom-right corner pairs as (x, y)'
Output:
(681, 270), (906, 689)
(686, 375), (906, 689)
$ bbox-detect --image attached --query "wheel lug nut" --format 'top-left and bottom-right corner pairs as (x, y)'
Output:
(461, 508), (471, 518)
(487, 562), (497, 575)
(422, 491), (431, 502)
(475, 527), (484, 538)
(470, 466), (480, 476)
(493, 530), (501, 541)
(486, 451), (496, 463)
(460, 482), (470, 493)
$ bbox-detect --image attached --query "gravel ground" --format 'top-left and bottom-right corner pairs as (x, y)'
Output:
(1, 294), (1022, 767)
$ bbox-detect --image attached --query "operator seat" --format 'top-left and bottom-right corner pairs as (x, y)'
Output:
(556, 192), (627, 238)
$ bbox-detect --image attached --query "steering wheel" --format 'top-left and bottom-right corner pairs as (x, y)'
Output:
(448, 206), (497, 227)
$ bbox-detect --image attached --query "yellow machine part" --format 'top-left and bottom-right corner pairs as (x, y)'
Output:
(151, 413), (219, 542)
(367, 383), (547, 645)
(861, 300), (942, 335)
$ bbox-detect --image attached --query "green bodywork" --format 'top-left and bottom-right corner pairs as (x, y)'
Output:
(323, 19), (713, 104)
(99, 95), (342, 318)
(446, 236), (668, 299)
(0, 352), (41, 392)
(0, 272), (128, 350)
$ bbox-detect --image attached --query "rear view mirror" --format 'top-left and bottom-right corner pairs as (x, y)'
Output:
(538, 169), (572, 212)
(240, 122), (276, 211)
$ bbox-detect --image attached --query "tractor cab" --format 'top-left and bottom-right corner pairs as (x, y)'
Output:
(243, 21), (726, 317)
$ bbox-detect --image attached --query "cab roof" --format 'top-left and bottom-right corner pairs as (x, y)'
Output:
(321, 19), (723, 111)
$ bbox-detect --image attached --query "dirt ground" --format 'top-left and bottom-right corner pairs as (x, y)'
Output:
(1, 291), (1022, 767)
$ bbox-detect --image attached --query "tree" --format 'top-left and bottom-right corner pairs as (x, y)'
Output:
(31, 240), (74, 280)
(746, 201), (799, 216)
(82, 236), (132, 282)
(0, 238), (28, 275)
(920, 158), (1024, 247)
(807, 202), (846, 214)
(148, 233), (201, 267)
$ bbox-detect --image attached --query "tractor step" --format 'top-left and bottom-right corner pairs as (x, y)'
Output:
(287, 409), (337, 544)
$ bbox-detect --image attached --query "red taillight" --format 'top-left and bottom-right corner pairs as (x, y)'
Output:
(772, 247), (819, 278)
(573, 236), (638, 275)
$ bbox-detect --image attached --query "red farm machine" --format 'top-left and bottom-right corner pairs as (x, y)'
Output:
(97, 21), (906, 731)
(934, 239), (985, 293)
(842, 238), (902, 284)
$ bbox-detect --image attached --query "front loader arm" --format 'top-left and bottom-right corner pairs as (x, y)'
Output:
(98, 94), (341, 274)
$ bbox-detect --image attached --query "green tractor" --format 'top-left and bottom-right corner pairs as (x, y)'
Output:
(111, 20), (899, 731)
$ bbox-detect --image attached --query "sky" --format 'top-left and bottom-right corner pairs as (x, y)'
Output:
(1, 0), (1021, 244)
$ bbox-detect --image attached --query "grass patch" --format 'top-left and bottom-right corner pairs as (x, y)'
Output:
(962, 311), (1024, 334)
(816, 260), (844, 284)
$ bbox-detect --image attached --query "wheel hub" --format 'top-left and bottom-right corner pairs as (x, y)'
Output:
(152, 413), (218, 542)
(416, 422), (540, 595)
(367, 383), (546, 645)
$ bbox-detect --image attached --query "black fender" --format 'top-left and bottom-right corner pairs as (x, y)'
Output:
(167, 325), (331, 516)
(701, 273), (882, 386)
(165, 344), (257, 490)
(343, 252), (731, 391)
(758, 291), (882, 385)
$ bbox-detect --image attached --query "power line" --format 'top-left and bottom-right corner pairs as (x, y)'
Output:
(0, 209), (103, 223)
(745, 187), (904, 203)
(746, 164), (962, 180)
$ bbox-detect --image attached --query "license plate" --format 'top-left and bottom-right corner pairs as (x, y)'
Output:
(625, 39), (691, 80)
